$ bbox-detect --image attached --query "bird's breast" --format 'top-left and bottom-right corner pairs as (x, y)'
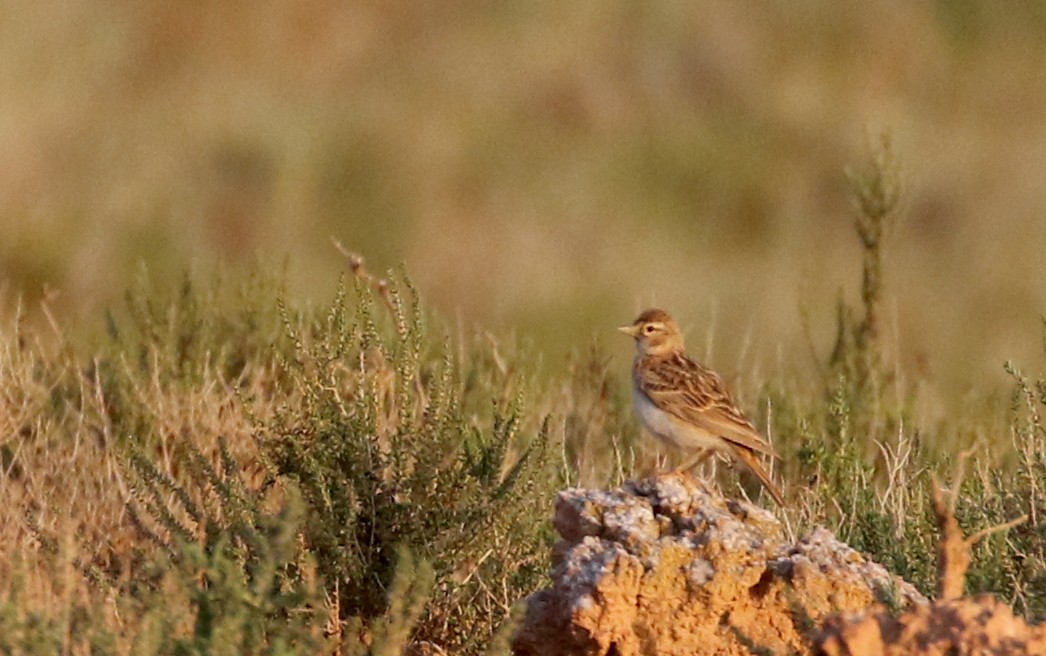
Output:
(632, 384), (724, 452)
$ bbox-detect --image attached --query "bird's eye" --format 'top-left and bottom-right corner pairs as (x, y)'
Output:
(643, 324), (656, 334)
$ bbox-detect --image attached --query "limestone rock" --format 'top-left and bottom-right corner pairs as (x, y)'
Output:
(512, 474), (925, 656)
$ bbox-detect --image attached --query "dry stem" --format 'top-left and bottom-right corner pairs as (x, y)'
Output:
(931, 447), (1028, 601)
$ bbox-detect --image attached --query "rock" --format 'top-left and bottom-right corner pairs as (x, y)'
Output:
(512, 474), (926, 656)
(814, 595), (1046, 656)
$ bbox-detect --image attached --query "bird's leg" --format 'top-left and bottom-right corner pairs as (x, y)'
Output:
(672, 449), (715, 475)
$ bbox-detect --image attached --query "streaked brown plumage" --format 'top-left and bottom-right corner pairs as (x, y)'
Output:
(619, 308), (785, 506)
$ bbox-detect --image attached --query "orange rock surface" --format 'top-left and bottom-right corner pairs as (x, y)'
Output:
(513, 474), (925, 656)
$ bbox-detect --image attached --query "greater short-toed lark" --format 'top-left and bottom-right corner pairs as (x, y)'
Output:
(620, 308), (785, 506)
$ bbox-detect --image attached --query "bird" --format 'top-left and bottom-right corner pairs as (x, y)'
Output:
(619, 308), (785, 506)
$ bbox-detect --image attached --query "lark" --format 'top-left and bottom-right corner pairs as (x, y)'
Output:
(619, 308), (785, 506)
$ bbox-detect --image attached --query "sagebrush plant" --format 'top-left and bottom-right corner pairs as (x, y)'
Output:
(123, 437), (325, 655)
(112, 269), (561, 654)
(259, 273), (558, 652)
(0, 267), (560, 654)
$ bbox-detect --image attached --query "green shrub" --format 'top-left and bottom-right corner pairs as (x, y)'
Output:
(122, 435), (325, 655)
(1, 267), (561, 654)
(259, 275), (558, 653)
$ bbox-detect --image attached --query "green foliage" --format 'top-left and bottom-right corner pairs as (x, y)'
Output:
(261, 274), (557, 653)
(0, 268), (559, 654)
(362, 548), (435, 656)
(830, 131), (903, 415)
(111, 266), (288, 384)
(123, 436), (325, 655)
(53, 269), (558, 654)
(85, 266), (293, 456)
(974, 360), (1046, 616)
(766, 137), (1039, 615)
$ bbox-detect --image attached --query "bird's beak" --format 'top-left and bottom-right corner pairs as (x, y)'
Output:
(618, 325), (639, 337)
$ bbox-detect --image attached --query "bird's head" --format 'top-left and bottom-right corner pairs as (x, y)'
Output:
(618, 308), (684, 356)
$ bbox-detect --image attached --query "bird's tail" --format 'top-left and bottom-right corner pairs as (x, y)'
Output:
(732, 446), (786, 507)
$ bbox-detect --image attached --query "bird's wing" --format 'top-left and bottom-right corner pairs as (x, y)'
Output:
(636, 353), (778, 457)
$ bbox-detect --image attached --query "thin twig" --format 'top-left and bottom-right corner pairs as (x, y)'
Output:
(965, 515), (1028, 549)
(330, 238), (394, 310)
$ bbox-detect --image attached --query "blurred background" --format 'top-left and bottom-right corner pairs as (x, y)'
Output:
(3, 1), (1046, 409)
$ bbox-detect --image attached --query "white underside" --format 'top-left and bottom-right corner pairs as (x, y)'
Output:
(632, 384), (727, 453)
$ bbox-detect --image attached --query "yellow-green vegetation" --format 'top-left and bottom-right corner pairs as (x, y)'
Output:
(0, 269), (560, 654)
(2, 161), (1046, 654)
(6, 2), (1046, 404)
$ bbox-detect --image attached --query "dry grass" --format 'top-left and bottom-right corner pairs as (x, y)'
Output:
(0, 252), (1045, 653)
